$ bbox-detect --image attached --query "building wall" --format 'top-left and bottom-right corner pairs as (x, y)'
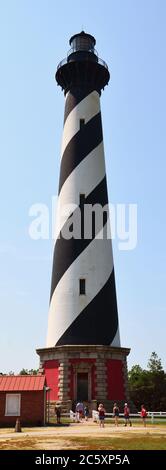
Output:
(43, 360), (59, 400)
(37, 345), (130, 408)
(106, 359), (125, 400)
(0, 391), (44, 426)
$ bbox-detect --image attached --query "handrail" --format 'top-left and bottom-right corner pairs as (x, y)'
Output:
(57, 55), (108, 71)
(98, 57), (109, 69)
(57, 58), (67, 69)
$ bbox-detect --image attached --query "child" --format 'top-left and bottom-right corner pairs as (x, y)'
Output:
(84, 406), (89, 421)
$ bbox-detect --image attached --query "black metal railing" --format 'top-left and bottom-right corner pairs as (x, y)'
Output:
(57, 55), (109, 71)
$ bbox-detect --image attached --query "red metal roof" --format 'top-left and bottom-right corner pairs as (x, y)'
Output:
(0, 375), (46, 392)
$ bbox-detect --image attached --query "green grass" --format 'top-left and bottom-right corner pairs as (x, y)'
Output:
(67, 435), (166, 450)
(49, 417), (166, 426)
(0, 434), (165, 450)
(94, 419), (166, 426)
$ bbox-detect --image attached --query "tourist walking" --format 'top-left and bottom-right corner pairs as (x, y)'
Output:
(113, 403), (119, 426)
(55, 402), (61, 425)
(75, 401), (84, 422)
(140, 404), (147, 427)
(124, 403), (132, 427)
(98, 403), (106, 428)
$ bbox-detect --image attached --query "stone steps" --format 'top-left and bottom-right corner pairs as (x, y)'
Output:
(47, 399), (137, 420)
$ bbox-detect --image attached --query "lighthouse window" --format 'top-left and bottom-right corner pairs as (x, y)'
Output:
(79, 193), (85, 206)
(80, 119), (85, 130)
(72, 36), (94, 53)
(79, 278), (86, 295)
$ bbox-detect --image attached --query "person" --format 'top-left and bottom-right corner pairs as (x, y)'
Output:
(113, 403), (119, 426)
(75, 401), (84, 422)
(98, 403), (106, 428)
(140, 404), (147, 427)
(55, 402), (61, 424)
(124, 403), (132, 427)
(84, 405), (89, 421)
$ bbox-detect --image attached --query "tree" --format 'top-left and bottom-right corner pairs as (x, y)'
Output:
(148, 352), (164, 374)
(19, 368), (39, 375)
(19, 369), (29, 375)
(128, 352), (166, 411)
(147, 352), (165, 410)
(128, 364), (143, 380)
(28, 369), (38, 375)
(129, 365), (147, 387)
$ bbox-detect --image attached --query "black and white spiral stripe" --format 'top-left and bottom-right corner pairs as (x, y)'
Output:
(46, 90), (120, 347)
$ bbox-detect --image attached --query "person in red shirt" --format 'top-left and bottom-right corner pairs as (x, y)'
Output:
(140, 404), (147, 427)
(124, 403), (132, 427)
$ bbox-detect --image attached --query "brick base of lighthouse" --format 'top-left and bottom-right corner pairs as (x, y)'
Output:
(36, 345), (130, 416)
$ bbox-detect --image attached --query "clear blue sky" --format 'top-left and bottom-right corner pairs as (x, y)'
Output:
(0, 0), (165, 373)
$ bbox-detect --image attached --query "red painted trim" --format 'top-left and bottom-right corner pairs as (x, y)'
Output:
(106, 359), (125, 400)
(43, 360), (59, 401)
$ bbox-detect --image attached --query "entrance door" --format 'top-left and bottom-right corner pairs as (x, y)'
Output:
(77, 372), (88, 401)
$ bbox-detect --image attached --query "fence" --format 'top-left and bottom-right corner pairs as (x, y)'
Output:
(92, 410), (166, 424)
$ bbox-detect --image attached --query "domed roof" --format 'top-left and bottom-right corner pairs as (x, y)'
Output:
(69, 31), (96, 46)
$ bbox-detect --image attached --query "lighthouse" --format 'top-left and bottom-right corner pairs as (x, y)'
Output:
(37, 32), (130, 412)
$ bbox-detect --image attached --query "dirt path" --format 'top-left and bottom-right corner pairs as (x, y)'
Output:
(0, 422), (166, 450)
(0, 421), (166, 440)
